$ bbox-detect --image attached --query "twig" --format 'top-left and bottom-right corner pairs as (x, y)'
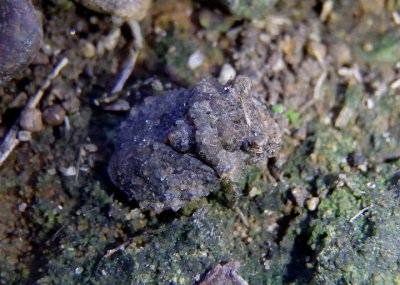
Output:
(110, 49), (138, 94)
(74, 145), (83, 183)
(104, 238), (134, 258)
(349, 204), (373, 223)
(28, 57), (69, 108)
(234, 206), (250, 228)
(313, 70), (327, 101)
(298, 60), (326, 115)
(110, 21), (143, 95)
(0, 57), (69, 168)
(339, 173), (365, 195)
(0, 125), (19, 166)
(127, 20), (143, 50)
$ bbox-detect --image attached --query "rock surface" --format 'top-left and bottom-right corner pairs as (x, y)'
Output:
(0, 0), (43, 86)
(76, 0), (151, 20)
(199, 261), (249, 285)
(108, 76), (281, 213)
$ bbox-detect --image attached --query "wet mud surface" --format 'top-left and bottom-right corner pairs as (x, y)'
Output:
(1, 0), (400, 284)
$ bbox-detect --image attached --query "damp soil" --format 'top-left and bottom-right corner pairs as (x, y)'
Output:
(1, 0), (400, 284)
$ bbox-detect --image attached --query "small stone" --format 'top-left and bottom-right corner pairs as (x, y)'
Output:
(199, 261), (249, 285)
(76, 0), (151, 21)
(306, 197), (320, 211)
(47, 168), (57, 175)
(8, 92), (28, 109)
(334, 106), (354, 128)
(42, 104), (66, 126)
(348, 151), (367, 169)
(0, 0), (43, 86)
(187, 50), (205, 70)
(100, 28), (121, 52)
(259, 33), (271, 44)
(292, 127), (307, 141)
(218, 63), (236, 84)
(83, 143), (98, 153)
(320, 0), (333, 22)
(19, 108), (43, 132)
(348, 151), (365, 167)
(248, 186), (261, 198)
(332, 43), (352, 66)
(17, 130), (32, 142)
(125, 209), (144, 220)
(17, 202), (28, 212)
(62, 97), (81, 114)
(81, 40), (96, 58)
(291, 186), (310, 207)
(59, 166), (77, 176)
(74, 267), (84, 275)
(307, 41), (327, 63)
(102, 99), (130, 111)
(151, 79), (163, 92)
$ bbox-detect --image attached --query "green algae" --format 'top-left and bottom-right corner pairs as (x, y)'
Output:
(355, 30), (400, 64)
(310, 179), (400, 284)
(3, 1), (400, 284)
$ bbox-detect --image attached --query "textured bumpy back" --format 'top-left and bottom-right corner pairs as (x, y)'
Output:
(108, 76), (281, 213)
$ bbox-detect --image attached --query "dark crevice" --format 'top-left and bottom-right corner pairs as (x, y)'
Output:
(283, 214), (316, 284)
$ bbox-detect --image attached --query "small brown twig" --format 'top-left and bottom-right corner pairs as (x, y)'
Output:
(110, 49), (138, 94)
(349, 204), (373, 223)
(338, 173), (365, 195)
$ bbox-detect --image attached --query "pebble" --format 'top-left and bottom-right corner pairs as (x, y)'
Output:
(74, 267), (84, 275)
(17, 202), (28, 212)
(334, 106), (354, 128)
(8, 92), (28, 109)
(187, 50), (205, 70)
(151, 79), (163, 92)
(47, 168), (57, 175)
(59, 166), (77, 176)
(218, 63), (236, 84)
(0, 0), (43, 86)
(76, 0), (151, 21)
(81, 40), (96, 58)
(19, 108), (43, 132)
(17, 130), (32, 142)
(248, 186), (261, 198)
(99, 28), (121, 53)
(42, 104), (66, 126)
(291, 186), (309, 207)
(199, 261), (248, 285)
(306, 197), (320, 211)
(102, 98), (130, 111)
(347, 151), (366, 168)
(332, 43), (352, 66)
(62, 97), (81, 114)
(292, 126), (307, 141)
(306, 41), (327, 63)
(83, 143), (98, 153)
